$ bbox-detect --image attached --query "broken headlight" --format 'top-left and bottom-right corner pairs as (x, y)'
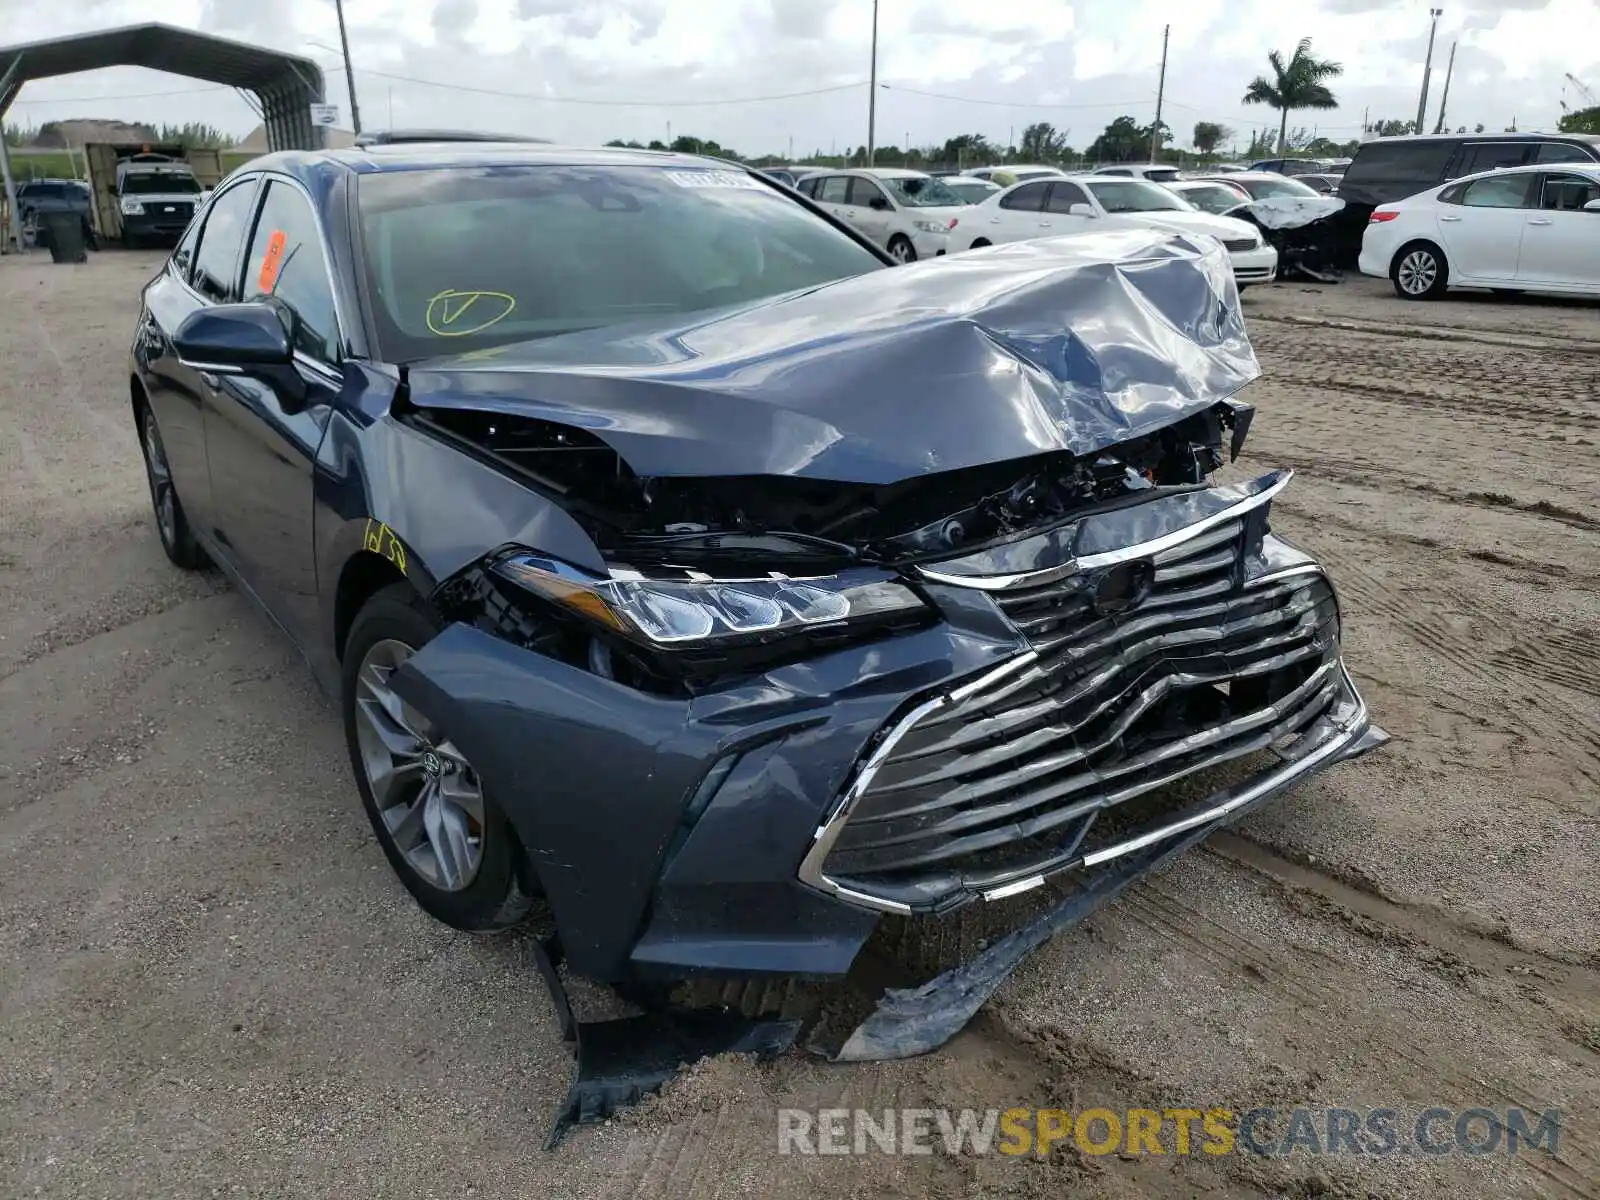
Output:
(494, 553), (926, 646)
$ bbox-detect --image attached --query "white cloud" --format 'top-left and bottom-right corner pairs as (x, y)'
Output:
(2, 0), (1597, 154)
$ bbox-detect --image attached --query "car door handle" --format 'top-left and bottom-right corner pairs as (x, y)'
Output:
(200, 371), (221, 389)
(1039, 221), (1052, 227)
(1439, 214), (1462, 222)
(1528, 217), (1553, 225)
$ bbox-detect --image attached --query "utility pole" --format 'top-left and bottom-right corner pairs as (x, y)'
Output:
(1414, 8), (1442, 136)
(1150, 24), (1170, 164)
(334, 0), (363, 135)
(866, 0), (879, 166)
(0, 54), (22, 254)
(1432, 41), (1456, 134)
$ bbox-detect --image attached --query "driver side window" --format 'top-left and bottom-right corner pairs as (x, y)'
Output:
(241, 180), (341, 364)
(848, 178), (888, 209)
(1001, 181), (1050, 212)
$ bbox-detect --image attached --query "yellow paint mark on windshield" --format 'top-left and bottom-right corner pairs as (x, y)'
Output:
(425, 289), (517, 337)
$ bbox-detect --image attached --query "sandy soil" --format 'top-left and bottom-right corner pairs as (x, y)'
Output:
(1, 253), (1596, 1199)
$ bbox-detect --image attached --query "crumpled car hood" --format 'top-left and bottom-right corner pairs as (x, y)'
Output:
(1229, 195), (1346, 230)
(407, 227), (1259, 484)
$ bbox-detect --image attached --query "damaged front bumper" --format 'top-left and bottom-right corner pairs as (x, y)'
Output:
(390, 468), (1386, 1086)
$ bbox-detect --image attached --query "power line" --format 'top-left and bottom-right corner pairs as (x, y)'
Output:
(348, 66), (870, 108)
(9, 84), (235, 105)
(879, 82), (1162, 110)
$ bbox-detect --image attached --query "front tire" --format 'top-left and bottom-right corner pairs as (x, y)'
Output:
(342, 583), (533, 932)
(1391, 241), (1448, 300)
(887, 234), (918, 263)
(139, 403), (206, 569)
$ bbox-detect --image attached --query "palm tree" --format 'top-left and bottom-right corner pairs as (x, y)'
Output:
(1243, 38), (1343, 155)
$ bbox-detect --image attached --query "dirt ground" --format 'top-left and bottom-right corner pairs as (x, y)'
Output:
(1, 252), (1596, 1200)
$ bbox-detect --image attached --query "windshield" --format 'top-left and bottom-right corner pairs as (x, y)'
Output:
(1142, 167), (1181, 182)
(122, 172), (202, 195)
(357, 165), (887, 361)
(879, 174), (963, 208)
(945, 179), (999, 204)
(1174, 184), (1246, 215)
(1082, 178), (1192, 213)
(1245, 176), (1319, 198)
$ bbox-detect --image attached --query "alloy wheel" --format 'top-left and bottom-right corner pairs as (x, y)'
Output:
(1397, 250), (1437, 296)
(352, 638), (485, 892)
(890, 239), (916, 263)
(142, 410), (177, 548)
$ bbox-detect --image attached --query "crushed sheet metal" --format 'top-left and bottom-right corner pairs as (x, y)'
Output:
(1232, 194), (1346, 231)
(405, 228), (1259, 484)
(1229, 196), (1349, 284)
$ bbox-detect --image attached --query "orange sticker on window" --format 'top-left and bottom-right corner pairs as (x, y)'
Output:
(257, 230), (288, 294)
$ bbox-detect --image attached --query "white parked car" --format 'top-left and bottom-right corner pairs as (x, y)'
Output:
(967, 164), (1066, 183)
(1359, 163), (1600, 299)
(1093, 163), (1183, 183)
(796, 168), (967, 262)
(960, 175), (1279, 286)
(943, 175), (1002, 204)
(1165, 179), (1253, 215)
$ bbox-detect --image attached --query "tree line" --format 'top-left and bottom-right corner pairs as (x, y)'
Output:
(4, 120), (237, 149)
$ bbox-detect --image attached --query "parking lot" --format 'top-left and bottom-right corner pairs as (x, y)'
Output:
(1, 250), (1597, 1199)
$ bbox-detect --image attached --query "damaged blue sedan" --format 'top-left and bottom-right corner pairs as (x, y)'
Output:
(130, 141), (1386, 1140)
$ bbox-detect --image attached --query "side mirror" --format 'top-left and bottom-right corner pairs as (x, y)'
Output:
(1069, 203), (1095, 218)
(868, 196), (890, 210)
(173, 302), (307, 407)
(1585, 198), (1600, 212)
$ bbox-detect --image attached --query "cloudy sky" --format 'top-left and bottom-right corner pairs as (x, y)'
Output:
(4, 0), (1598, 155)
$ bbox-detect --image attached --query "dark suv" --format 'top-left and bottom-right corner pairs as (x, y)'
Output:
(1329, 133), (1600, 259)
(15, 179), (96, 247)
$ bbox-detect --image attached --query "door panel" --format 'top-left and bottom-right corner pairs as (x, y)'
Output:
(1434, 173), (1534, 280)
(203, 178), (344, 647)
(846, 178), (894, 244)
(986, 181), (1051, 243)
(145, 176), (260, 552)
(1514, 173), (1600, 288)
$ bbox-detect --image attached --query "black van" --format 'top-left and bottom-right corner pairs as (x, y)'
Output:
(1328, 132), (1600, 259)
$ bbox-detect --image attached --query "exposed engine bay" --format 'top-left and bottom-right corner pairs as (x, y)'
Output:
(415, 398), (1255, 568)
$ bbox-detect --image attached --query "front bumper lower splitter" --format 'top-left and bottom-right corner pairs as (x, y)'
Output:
(534, 674), (1388, 1146)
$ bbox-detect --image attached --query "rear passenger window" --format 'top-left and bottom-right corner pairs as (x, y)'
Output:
(1001, 181), (1050, 211)
(1452, 142), (1532, 178)
(1460, 174), (1532, 208)
(172, 216), (201, 278)
(241, 180), (340, 363)
(818, 176), (850, 204)
(190, 180), (257, 302)
(1342, 140), (1457, 202)
(1536, 142), (1596, 165)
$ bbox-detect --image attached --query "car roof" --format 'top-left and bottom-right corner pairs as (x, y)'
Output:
(945, 175), (997, 183)
(1358, 131), (1600, 146)
(245, 141), (759, 181)
(859, 168), (929, 179)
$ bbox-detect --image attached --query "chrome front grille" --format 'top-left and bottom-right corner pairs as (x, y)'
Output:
(814, 517), (1342, 911)
(1223, 237), (1259, 252)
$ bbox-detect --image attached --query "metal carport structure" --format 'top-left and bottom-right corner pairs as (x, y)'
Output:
(1, 23), (326, 250)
